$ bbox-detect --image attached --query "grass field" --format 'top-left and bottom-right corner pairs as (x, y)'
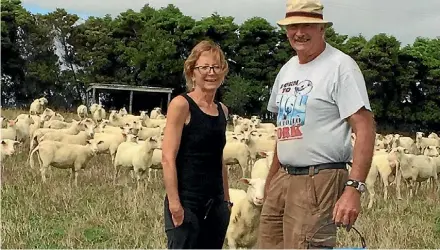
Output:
(1, 108), (440, 248)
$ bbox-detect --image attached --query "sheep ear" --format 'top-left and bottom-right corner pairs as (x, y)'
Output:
(239, 178), (251, 185)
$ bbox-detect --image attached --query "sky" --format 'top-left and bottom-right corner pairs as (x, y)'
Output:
(21, 0), (440, 46)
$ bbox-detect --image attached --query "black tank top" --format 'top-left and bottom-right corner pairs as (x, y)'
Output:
(175, 93), (227, 203)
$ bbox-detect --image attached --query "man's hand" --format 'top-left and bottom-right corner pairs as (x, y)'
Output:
(332, 187), (361, 231)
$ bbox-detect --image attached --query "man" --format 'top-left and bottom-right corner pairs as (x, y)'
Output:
(257, 0), (376, 249)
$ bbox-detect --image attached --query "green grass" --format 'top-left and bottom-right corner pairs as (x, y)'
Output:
(1, 108), (439, 248)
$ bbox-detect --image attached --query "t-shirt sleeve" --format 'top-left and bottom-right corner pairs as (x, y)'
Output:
(267, 74), (280, 113)
(333, 63), (372, 120)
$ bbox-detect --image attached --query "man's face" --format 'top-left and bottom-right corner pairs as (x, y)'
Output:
(285, 23), (325, 53)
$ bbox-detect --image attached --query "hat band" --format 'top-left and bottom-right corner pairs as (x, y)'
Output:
(285, 11), (323, 19)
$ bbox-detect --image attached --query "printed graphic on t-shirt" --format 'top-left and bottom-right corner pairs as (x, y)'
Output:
(275, 79), (313, 141)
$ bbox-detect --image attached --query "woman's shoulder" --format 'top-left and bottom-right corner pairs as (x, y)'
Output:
(218, 101), (229, 119)
(169, 95), (190, 110)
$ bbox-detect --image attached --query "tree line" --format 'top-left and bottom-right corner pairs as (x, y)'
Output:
(1, 0), (439, 132)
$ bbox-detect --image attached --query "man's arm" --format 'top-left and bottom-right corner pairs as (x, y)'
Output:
(267, 143), (280, 179)
(347, 107), (376, 182)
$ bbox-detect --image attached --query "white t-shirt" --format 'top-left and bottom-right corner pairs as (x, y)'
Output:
(267, 43), (371, 167)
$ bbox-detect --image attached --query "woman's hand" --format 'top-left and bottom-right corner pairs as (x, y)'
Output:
(169, 201), (184, 227)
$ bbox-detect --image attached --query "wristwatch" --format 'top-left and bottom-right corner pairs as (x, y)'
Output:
(345, 179), (366, 193)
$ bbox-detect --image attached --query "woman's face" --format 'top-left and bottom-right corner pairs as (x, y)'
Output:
(192, 51), (224, 91)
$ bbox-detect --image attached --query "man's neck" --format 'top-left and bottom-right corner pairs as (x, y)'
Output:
(297, 42), (326, 64)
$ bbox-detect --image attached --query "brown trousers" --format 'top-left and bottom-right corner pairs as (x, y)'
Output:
(257, 166), (348, 249)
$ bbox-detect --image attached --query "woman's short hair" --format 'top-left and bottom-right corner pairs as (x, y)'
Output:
(183, 40), (229, 91)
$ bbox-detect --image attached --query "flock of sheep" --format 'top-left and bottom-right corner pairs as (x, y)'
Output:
(1, 96), (439, 248)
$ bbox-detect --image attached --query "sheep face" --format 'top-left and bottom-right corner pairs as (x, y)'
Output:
(87, 140), (104, 153)
(1, 139), (20, 156)
(84, 124), (96, 138)
(148, 136), (162, 149)
(240, 178), (266, 206)
(423, 146), (439, 157)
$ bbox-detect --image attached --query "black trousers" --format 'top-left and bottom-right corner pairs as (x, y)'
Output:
(164, 194), (230, 249)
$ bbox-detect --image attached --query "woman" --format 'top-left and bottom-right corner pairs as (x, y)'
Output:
(161, 40), (232, 249)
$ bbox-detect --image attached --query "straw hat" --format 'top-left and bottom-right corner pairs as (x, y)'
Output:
(277, 0), (333, 28)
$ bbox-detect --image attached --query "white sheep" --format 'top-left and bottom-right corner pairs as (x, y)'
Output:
(113, 136), (162, 189)
(29, 98), (47, 115)
(29, 139), (104, 186)
(30, 120), (83, 152)
(150, 107), (162, 119)
(223, 138), (251, 178)
(39, 123), (95, 145)
(1, 139), (20, 162)
(415, 132), (439, 153)
(388, 147), (438, 198)
(226, 177), (266, 249)
(89, 103), (99, 115)
(427, 132), (439, 139)
(92, 105), (106, 123)
(364, 152), (402, 209)
(119, 107), (128, 116)
(136, 126), (163, 140)
(1, 119), (18, 140)
(14, 115), (35, 142)
(251, 151), (274, 179)
(92, 128), (135, 163)
(77, 105), (88, 119)
(245, 130), (276, 167)
(142, 115), (166, 128)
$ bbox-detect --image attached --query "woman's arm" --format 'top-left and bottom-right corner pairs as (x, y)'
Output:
(162, 96), (189, 207)
(219, 102), (230, 204)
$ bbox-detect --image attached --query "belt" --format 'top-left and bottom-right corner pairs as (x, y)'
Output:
(280, 162), (349, 175)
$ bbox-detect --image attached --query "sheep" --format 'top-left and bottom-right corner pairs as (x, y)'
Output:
(388, 146), (438, 198)
(39, 123), (95, 145)
(92, 128), (136, 163)
(245, 130), (277, 166)
(30, 120), (84, 153)
(92, 105), (106, 123)
(250, 120), (276, 134)
(14, 115), (35, 142)
(142, 115), (166, 128)
(109, 110), (143, 127)
(423, 146), (440, 157)
(29, 98), (47, 115)
(223, 138), (251, 178)
(89, 103), (99, 115)
(119, 107), (128, 116)
(77, 105), (88, 119)
(1, 139), (20, 162)
(1, 119), (18, 140)
(364, 152), (402, 209)
(150, 107), (162, 119)
(43, 119), (74, 129)
(251, 151), (274, 179)
(148, 148), (162, 181)
(29, 139), (104, 186)
(427, 132), (439, 139)
(415, 132), (439, 154)
(113, 136), (162, 189)
(225, 177), (266, 249)
(156, 114), (166, 119)
(137, 126), (164, 140)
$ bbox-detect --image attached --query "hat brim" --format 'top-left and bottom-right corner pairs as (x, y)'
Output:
(277, 16), (333, 28)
